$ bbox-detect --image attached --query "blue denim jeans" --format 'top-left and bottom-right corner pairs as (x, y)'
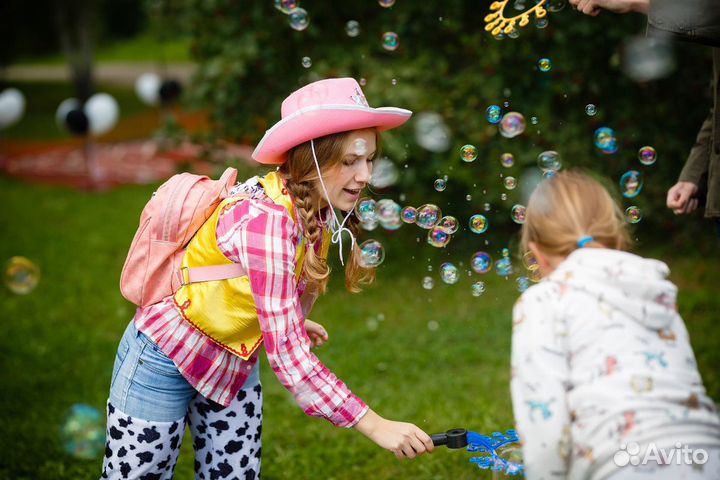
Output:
(109, 321), (259, 422)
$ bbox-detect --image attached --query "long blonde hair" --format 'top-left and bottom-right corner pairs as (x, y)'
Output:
(279, 130), (378, 294)
(520, 170), (631, 257)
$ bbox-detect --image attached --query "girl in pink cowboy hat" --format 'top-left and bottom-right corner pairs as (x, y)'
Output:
(101, 77), (433, 479)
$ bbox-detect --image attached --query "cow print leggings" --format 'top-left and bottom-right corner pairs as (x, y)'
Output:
(100, 383), (262, 480)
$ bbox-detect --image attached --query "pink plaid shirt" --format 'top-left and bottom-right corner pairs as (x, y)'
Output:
(134, 195), (368, 428)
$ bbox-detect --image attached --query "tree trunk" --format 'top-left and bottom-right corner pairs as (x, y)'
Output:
(54, 0), (96, 102)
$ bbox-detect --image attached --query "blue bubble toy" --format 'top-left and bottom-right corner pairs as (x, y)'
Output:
(431, 428), (524, 476)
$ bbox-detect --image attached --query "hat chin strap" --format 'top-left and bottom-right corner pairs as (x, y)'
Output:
(310, 139), (358, 266)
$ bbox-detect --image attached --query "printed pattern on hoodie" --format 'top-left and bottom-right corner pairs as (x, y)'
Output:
(511, 249), (720, 480)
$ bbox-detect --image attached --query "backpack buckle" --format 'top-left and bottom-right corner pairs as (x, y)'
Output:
(179, 267), (190, 286)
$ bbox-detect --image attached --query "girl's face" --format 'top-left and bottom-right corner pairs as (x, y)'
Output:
(318, 128), (376, 211)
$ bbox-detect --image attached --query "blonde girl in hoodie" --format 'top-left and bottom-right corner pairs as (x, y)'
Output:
(511, 170), (720, 480)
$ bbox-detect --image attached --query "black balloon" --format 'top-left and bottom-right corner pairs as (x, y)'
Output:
(159, 79), (182, 105)
(65, 107), (89, 136)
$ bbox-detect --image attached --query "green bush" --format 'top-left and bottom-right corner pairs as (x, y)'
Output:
(174, 1), (712, 234)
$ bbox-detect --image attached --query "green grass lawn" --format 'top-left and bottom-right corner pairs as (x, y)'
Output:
(0, 176), (718, 479)
(14, 32), (192, 65)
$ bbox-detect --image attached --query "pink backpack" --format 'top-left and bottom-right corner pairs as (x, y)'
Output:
(120, 167), (246, 307)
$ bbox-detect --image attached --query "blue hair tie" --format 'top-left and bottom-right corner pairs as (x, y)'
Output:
(577, 235), (593, 248)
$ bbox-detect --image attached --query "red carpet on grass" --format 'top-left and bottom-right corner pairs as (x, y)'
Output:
(0, 140), (255, 190)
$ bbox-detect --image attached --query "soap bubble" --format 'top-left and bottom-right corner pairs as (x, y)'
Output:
(461, 144), (478, 162)
(511, 204), (526, 224)
(496, 444), (525, 473)
(438, 216), (459, 234)
(275, 0), (299, 14)
(469, 214), (489, 234)
(486, 105), (502, 124)
(416, 204), (442, 229)
(528, 268), (543, 283)
(535, 17), (549, 28)
(471, 251), (492, 274)
(440, 263), (459, 284)
(434, 178), (447, 191)
(401, 206), (417, 223)
(501, 248), (510, 258)
(501, 193), (508, 201)
(622, 35), (675, 83)
(353, 138), (368, 156)
(414, 112), (451, 152)
(60, 404), (105, 460)
(495, 257), (513, 277)
(619, 170), (643, 198)
(585, 104), (597, 116)
(522, 251), (539, 271)
(427, 320), (439, 331)
(547, 0), (567, 12)
(483, 203), (492, 212)
(345, 20), (360, 37)
(369, 156), (399, 188)
(377, 199), (402, 230)
(4, 256), (40, 294)
(379, 0), (396, 6)
(355, 198), (377, 223)
(499, 112), (526, 138)
(594, 127), (618, 154)
(537, 150), (561, 172)
(504, 176), (517, 190)
(516, 276), (530, 292)
(361, 217), (379, 231)
(428, 226), (451, 248)
(625, 205), (642, 223)
(301, 56), (312, 68)
(638, 146), (657, 166)
(538, 58), (552, 72)
(358, 239), (385, 267)
(288, 8), (309, 31)
(382, 32), (399, 51)
(466, 194), (472, 201)
(471, 281), (486, 297)
(501, 153), (515, 168)
(422, 276), (434, 290)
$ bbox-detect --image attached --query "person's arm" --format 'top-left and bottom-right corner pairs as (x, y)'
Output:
(667, 114), (712, 214)
(569, 0), (648, 16)
(511, 289), (571, 479)
(222, 201), (432, 457)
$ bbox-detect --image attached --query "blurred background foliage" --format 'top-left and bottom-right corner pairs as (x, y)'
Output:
(177, 0), (714, 244)
(2, 0), (715, 246)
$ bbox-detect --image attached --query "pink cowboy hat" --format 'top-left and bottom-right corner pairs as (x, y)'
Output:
(252, 77), (412, 164)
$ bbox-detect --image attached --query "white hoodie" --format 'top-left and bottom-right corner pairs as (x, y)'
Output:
(511, 248), (720, 480)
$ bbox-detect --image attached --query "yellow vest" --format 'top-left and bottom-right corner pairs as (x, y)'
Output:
(173, 171), (330, 360)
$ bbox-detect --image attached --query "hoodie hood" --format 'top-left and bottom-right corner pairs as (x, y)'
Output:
(547, 249), (677, 330)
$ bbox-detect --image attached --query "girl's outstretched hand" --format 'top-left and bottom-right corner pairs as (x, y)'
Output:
(354, 409), (434, 459)
(304, 319), (329, 348)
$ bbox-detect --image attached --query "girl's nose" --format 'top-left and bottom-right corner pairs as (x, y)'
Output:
(355, 160), (372, 183)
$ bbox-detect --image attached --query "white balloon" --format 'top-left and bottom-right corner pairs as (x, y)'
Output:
(84, 93), (119, 136)
(0, 88), (26, 129)
(135, 72), (161, 106)
(55, 97), (80, 130)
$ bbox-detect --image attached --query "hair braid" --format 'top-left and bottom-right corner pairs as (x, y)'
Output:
(284, 179), (330, 293)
